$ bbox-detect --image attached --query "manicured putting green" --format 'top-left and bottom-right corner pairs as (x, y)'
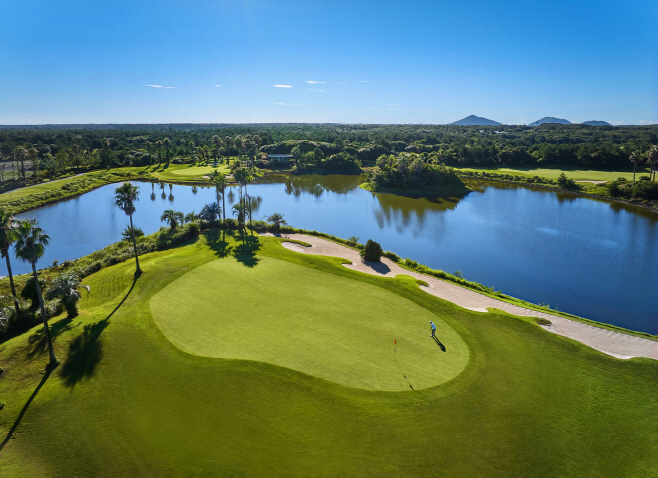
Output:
(150, 256), (469, 391)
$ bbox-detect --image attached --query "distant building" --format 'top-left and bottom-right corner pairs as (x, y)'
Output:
(268, 154), (293, 162)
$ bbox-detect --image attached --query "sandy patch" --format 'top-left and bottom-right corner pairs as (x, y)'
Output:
(266, 233), (658, 360)
(575, 180), (607, 184)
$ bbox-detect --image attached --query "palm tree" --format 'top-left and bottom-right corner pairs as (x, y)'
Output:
(163, 138), (171, 167)
(648, 145), (658, 182)
(266, 212), (287, 231)
(14, 220), (58, 365)
(184, 211), (199, 224)
(211, 135), (222, 164)
(208, 169), (229, 224)
(14, 146), (26, 180)
(70, 144), (82, 167)
(0, 209), (21, 314)
(232, 203), (247, 228)
(200, 202), (220, 224)
(27, 147), (38, 178)
(233, 167), (253, 227)
(114, 182), (141, 274)
(629, 150), (643, 184)
(161, 209), (184, 230)
(156, 140), (163, 167)
(225, 136), (232, 163)
(145, 141), (153, 167)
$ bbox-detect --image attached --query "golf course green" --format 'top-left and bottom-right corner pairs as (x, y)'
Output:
(1, 231), (656, 477)
(151, 256), (469, 390)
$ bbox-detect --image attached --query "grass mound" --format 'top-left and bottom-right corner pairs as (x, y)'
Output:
(151, 256), (468, 390)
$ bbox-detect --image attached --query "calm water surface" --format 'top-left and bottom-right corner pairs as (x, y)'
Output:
(8, 174), (658, 334)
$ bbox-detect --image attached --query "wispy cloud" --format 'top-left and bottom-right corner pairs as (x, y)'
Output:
(640, 120), (657, 124)
(357, 80), (369, 83)
(306, 80), (325, 84)
(215, 85), (221, 87)
(273, 84), (292, 88)
(146, 84), (175, 89)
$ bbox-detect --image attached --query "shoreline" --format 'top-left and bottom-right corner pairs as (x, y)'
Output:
(267, 233), (658, 360)
(460, 176), (658, 215)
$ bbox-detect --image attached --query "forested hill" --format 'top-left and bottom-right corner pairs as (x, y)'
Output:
(0, 123), (656, 171)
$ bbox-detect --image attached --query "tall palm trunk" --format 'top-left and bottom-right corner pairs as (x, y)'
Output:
(129, 214), (141, 272)
(222, 186), (226, 224)
(4, 253), (20, 314)
(32, 263), (57, 365)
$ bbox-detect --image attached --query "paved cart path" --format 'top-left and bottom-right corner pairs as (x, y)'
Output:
(265, 233), (658, 360)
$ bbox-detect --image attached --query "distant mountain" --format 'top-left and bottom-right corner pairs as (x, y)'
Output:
(582, 120), (612, 126)
(449, 115), (501, 126)
(528, 117), (571, 126)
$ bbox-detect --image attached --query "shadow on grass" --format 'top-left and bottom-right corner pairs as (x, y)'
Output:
(432, 335), (447, 352)
(233, 234), (261, 268)
(25, 316), (78, 359)
(0, 364), (56, 452)
(59, 275), (138, 388)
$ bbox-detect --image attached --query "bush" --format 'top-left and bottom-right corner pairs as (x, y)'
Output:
(20, 277), (46, 309)
(188, 223), (200, 237)
(121, 225), (145, 241)
(360, 239), (383, 262)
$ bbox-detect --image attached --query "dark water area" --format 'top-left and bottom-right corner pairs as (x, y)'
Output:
(7, 174), (658, 334)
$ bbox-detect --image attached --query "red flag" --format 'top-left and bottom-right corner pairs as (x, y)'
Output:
(394, 339), (396, 344)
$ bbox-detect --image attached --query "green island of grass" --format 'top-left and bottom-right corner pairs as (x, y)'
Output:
(1, 232), (656, 476)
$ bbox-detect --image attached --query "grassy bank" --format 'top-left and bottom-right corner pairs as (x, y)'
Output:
(0, 163), (233, 215)
(360, 181), (472, 196)
(454, 165), (652, 182)
(0, 232), (656, 476)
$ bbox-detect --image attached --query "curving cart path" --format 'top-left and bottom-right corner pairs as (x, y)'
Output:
(264, 233), (658, 360)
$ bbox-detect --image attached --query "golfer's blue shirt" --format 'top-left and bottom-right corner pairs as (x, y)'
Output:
(430, 323), (436, 329)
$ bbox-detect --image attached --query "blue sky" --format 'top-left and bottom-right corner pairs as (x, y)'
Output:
(1, 0), (656, 125)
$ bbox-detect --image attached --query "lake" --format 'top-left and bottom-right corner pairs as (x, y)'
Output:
(8, 173), (658, 334)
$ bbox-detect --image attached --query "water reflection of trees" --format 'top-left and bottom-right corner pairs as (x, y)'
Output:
(263, 173), (363, 198)
(372, 192), (467, 233)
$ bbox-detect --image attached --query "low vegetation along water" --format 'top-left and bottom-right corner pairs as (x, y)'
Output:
(8, 173), (658, 334)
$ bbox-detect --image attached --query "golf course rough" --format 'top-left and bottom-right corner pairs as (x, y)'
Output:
(150, 256), (469, 391)
(2, 233), (657, 477)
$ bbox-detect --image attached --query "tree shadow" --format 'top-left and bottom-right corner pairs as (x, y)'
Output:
(362, 260), (391, 275)
(233, 235), (261, 268)
(59, 275), (138, 388)
(24, 316), (78, 359)
(59, 319), (108, 388)
(432, 335), (447, 352)
(206, 228), (234, 258)
(0, 364), (55, 452)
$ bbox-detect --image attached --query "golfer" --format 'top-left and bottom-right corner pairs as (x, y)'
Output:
(429, 321), (436, 337)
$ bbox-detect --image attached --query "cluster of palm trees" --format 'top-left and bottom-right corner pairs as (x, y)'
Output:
(0, 209), (58, 365)
(629, 146), (658, 183)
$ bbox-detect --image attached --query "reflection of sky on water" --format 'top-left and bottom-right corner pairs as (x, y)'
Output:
(9, 175), (658, 334)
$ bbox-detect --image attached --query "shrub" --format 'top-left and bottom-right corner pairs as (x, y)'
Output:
(20, 277), (46, 309)
(121, 225), (145, 241)
(360, 239), (383, 262)
(382, 251), (400, 262)
(188, 223), (200, 237)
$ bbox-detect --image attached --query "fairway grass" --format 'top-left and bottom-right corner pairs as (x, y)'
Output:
(455, 165), (650, 182)
(151, 256), (469, 390)
(1, 232), (657, 477)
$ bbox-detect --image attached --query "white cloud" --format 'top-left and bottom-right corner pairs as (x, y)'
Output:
(640, 120), (657, 124)
(306, 80), (325, 84)
(215, 85), (221, 87)
(357, 80), (369, 83)
(273, 84), (292, 88)
(146, 85), (163, 88)
(146, 84), (175, 89)
(316, 89), (324, 92)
